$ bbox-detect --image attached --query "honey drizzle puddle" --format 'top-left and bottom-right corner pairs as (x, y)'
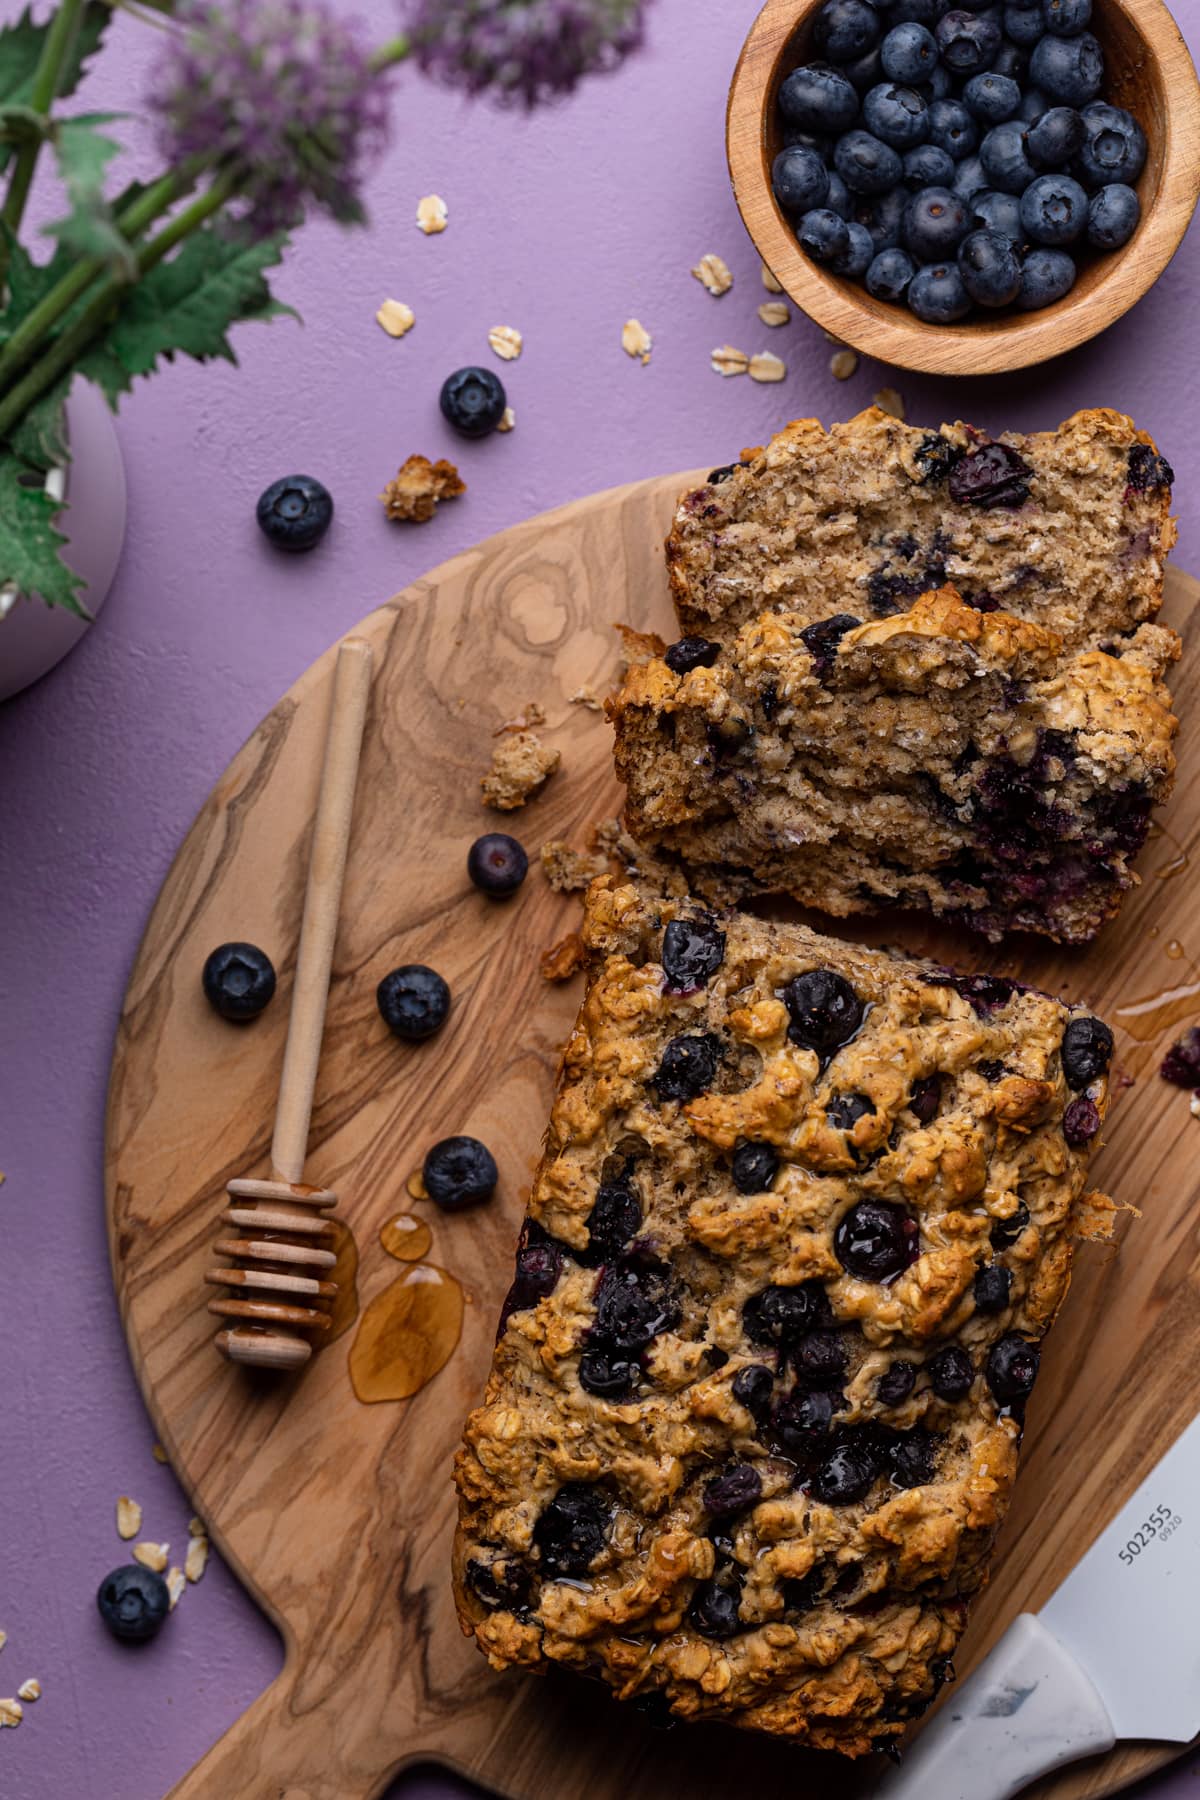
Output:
(324, 1220), (360, 1344)
(380, 1213), (431, 1262)
(1113, 977), (1200, 1042)
(348, 1264), (463, 1403)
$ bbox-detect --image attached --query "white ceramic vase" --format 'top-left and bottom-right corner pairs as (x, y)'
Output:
(0, 378), (127, 703)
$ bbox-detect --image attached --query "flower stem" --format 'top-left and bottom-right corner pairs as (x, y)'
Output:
(0, 0), (86, 280)
(369, 34), (410, 72)
(0, 167), (240, 445)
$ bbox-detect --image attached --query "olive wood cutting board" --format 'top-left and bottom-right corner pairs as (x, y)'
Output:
(105, 470), (1200, 1800)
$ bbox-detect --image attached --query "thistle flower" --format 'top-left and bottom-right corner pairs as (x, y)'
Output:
(148, 0), (392, 234)
(405, 0), (647, 109)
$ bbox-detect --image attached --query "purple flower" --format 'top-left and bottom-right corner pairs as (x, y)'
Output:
(148, 0), (392, 233)
(406, 0), (647, 108)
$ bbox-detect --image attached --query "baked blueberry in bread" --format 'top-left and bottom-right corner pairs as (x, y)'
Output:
(453, 879), (1115, 1753)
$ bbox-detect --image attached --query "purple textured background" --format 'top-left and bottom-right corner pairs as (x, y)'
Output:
(1, 2), (1199, 1796)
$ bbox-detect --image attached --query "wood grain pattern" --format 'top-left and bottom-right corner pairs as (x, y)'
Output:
(726, 0), (1200, 375)
(105, 472), (1200, 1800)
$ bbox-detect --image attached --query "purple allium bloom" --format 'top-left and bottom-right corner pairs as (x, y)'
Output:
(406, 0), (646, 108)
(148, 1), (392, 233)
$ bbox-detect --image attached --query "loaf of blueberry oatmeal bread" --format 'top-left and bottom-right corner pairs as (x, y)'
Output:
(452, 878), (1115, 1754)
(610, 407), (1179, 944)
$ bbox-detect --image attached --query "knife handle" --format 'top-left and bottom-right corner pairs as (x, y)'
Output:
(875, 1613), (1116, 1800)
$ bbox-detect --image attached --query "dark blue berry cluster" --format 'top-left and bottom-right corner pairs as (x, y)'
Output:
(774, 0), (1145, 322)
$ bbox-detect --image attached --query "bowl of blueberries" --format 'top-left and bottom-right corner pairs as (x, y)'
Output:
(727, 0), (1200, 373)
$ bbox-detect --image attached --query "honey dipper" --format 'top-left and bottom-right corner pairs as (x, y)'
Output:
(207, 636), (374, 1371)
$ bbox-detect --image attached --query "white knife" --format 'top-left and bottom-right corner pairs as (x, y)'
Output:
(876, 1410), (1200, 1799)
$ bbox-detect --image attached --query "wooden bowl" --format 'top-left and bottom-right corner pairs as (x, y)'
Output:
(727, 0), (1200, 375)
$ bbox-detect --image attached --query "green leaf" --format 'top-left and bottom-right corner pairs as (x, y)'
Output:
(0, 3), (111, 174)
(7, 373), (69, 469)
(0, 445), (84, 613)
(43, 112), (135, 276)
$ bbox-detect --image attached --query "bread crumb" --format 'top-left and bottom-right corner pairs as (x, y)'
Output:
(133, 1542), (169, 1573)
(0, 1699), (22, 1728)
(379, 455), (465, 524)
(116, 1497), (142, 1541)
(569, 684), (604, 712)
(497, 406), (516, 433)
(0, 1631), (6, 1654)
(166, 1568), (186, 1611)
(151, 1443), (167, 1464)
(187, 1516), (206, 1539)
(831, 349), (858, 380)
(185, 1535), (210, 1584)
(711, 345), (749, 377)
(589, 817), (624, 859)
(416, 194), (447, 234)
(758, 301), (790, 327)
(541, 931), (587, 983)
(488, 325), (523, 361)
(622, 319), (652, 364)
(376, 299), (415, 338)
(616, 623), (667, 673)
(761, 262), (784, 294)
(692, 253), (733, 296)
(748, 351), (786, 383)
(16, 1679), (40, 1703)
(540, 840), (608, 893)
(481, 732), (561, 811)
(874, 386), (906, 420)
(494, 701), (546, 736)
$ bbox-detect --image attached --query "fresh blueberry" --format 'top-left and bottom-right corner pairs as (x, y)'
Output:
(1044, 0), (1091, 33)
(834, 1200), (919, 1280)
(1018, 245), (1077, 307)
(814, 0), (884, 63)
(745, 1281), (831, 1348)
(201, 942), (276, 1022)
(1021, 172), (1088, 243)
(664, 634), (720, 674)
(887, 1426), (940, 1488)
(810, 1429), (881, 1503)
(950, 153), (988, 199)
(974, 1263), (1013, 1312)
(1018, 86), (1051, 122)
(834, 128), (904, 194)
(781, 124), (832, 158)
(688, 1575), (743, 1637)
(653, 1033), (720, 1102)
(578, 1349), (639, 1398)
(825, 168), (853, 218)
(439, 366), (507, 437)
(800, 206), (851, 267)
(97, 1565), (170, 1642)
(841, 42), (886, 93)
(825, 1090), (875, 1132)
(731, 1139), (781, 1194)
(881, 21), (939, 83)
(791, 1328), (849, 1387)
(799, 610), (861, 674)
(904, 185), (970, 258)
(969, 187), (1023, 239)
(532, 1484), (612, 1577)
(779, 63), (860, 133)
(1026, 104), (1085, 167)
(772, 1388), (837, 1460)
(833, 218), (876, 277)
(852, 185), (908, 249)
(255, 474), (333, 552)
(925, 63), (955, 101)
(990, 1200), (1030, 1247)
(877, 1360), (918, 1405)
(1029, 30), (1103, 106)
(772, 143), (830, 213)
(863, 82), (930, 150)
(935, 9), (1001, 74)
(423, 1135), (498, 1210)
(704, 1464), (763, 1516)
(732, 1363), (775, 1421)
(908, 260), (972, 321)
(963, 72), (1020, 124)
(908, 1071), (943, 1118)
(1077, 102), (1147, 188)
(948, 441), (1032, 505)
(985, 1332), (1040, 1404)
(979, 119), (1037, 192)
(1063, 1095), (1101, 1146)
(662, 917), (726, 992)
(1003, 2), (1045, 45)
(376, 964), (451, 1040)
(866, 245), (917, 300)
(890, 0), (943, 19)
(499, 1222), (564, 1327)
(928, 1343), (974, 1400)
(903, 142), (957, 189)
(783, 967), (865, 1058)
(927, 97), (979, 159)
(958, 228), (1022, 305)
(581, 1179), (642, 1265)
(989, 40), (1029, 83)
(590, 1255), (678, 1350)
(467, 832), (528, 897)
(1061, 1015), (1114, 1089)
(1087, 182), (1140, 248)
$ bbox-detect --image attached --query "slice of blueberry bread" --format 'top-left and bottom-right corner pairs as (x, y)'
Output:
(453, 878), (1115, 1755)
(612, 408), (1179, 944)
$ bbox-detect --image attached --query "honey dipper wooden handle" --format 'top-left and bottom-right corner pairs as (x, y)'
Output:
(271, 636), (373, 1184)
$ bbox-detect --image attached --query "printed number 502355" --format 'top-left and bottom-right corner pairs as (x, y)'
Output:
(1119, 1503), (1181, 1563)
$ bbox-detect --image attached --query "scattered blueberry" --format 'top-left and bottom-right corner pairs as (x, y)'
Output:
(990, 41), (1030, 85)
(798, 206), (851, 266)
(958, 228), (1022, 305)
(578, 1349), (639, 1399)
(744, 1281), (830, 1347)
(834, 218), (877, 277)
(903, 142), (957, 189)
(799, 611), (861, 675)
(466, 1557), (534, 1614)
(1025, 104), (1085, 168)
(841, 42), (885, 93)
(779, 63), (860, 133)
(376, 964), (451, 1040)
(703, 1464), (763, 1517)
(1021, 172), (1089, 244)
(891, 0), (941, 20)
(887, 1426), (940, 1488)
(791, 1328), (849, 1388)
(974, 1263), (1012, 1312)
(1017, 86), (1051, 122)
(783, 125), (832, 157)
(877, 1360), (917, 1406)
(1061, 1015), (1113, 1089)
(662, 917), (726, 991)
(772, 1387), (837, 1460)
(835, 128), (904, 194)
(653, 1032), (721, 1102)
(731, 1139), (781, 1194)
(1063, 1095), (1101, 1146)
(908, 1072), (942, 1121)
(1018, 245), (1077, 307)
(423, 1135), (498, 1210)
(928, 1343), (974, 1400)
(1127, 443), (1174, 491)
(1088, 182), (1140, 248)
(963, 72), (1020, 124)
(904, 185), (970, 258)
(825, 1090), (875, 1132)
(1004, 3), (1046, 46)
(814, 0), (884, 63)
(810, 1430), (880, 1503)
(1160, 1026), (1200, 1088)
(201, 942), (276, 1022)
(969, 187), (1023, 240)
(980, 119), (1037, 193)
(835, 1200), (919, 1280)
(990, 1200), (1030, 1248)
(866, 245), (917, 300)
(783, 967), (865, 1059)
(948, 441), (1032, 507)
(97, 1565), (170, 1642)
(499, 1222), (563, 1328)
(688, 1575), (743, 1638)
(1045, 0), (1091, 34)
(581, 1179), (642, 1265)
(882, 21), (939, 85)
(773, 142), (830, 213)
(591, 1256), (678, 1350)
(664, 634), (720, 674)
(852, 185), (909, 249)
(255, 474), (333, 553)
(908, 260), (971, 321)
(935, 9), (1001, 75)
(732, 1363), (775, 1422)
(1077, 101), (1146, 188)
(950, 153), (988, 200)
(927, 96), (979, 159)
(1029, 30), (1103, 107)
(467, 832), (528, 898)
(863, 82), (930, 150)
(532, 1484), (612, 1577)
(439, 366), (507, 438)
(825, 168), (853, 217)
(985, 1332), (1040, 1404)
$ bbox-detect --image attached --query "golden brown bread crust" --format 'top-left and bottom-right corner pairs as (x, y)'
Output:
(453, 879), (1113, 1754)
